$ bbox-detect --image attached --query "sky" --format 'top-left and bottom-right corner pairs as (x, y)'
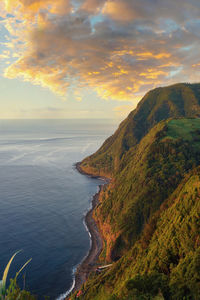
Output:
(0, 0), (200, 119)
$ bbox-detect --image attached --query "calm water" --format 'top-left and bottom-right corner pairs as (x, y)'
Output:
(0, 119), (117, 299)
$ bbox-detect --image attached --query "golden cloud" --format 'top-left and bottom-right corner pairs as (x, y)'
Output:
(137, 52), (171, 60)
(4, 0), (71, 15)
(81, 0), (105, 13)
(102, 1), (136, 22)
(5, 56), (70, 96)
(1, 0), (200, 102)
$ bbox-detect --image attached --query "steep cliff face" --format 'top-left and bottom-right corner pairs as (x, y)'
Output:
(77, 167), (200, 300)
(72, 83), (200, 300)
(80, 83), (200, 176)
(92, 119), (200, 262)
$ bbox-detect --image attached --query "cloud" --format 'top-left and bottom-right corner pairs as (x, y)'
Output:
(4, 0), (71, 16)
(81, 0), (106, 14)
(0, 50), (10, 59)
(1, 0), (200, 102)
(102, 1), (137, 22)
(102, 0), (200, 24)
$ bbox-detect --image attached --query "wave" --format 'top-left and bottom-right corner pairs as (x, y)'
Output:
(55, 270), (76, 300)
(38, 137), (72, 142)
(56, 185), (103, 300)
(0, 137), (72, 146)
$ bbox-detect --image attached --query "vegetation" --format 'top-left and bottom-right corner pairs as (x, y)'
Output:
(0, 251), (36, 300)
(73, 167), (200, 300)
(2, 278), (36, 300)
(71, 83), (200, 300)
(81, 83), (200, 176)
(92, 118), (200, 261)
(3, 83), (200, 300)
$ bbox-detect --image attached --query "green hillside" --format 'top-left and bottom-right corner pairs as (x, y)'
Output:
(80, 83), (200, 176)
(71, 83), (200, 300)
(71, 118), (200, 300)
(73, 167), (200, 300)
(93, 119), (200, 260)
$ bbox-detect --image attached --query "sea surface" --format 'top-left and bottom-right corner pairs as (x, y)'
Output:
(0, 119), (117, 299)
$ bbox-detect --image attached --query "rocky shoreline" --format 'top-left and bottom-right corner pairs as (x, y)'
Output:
(66, 163), (109, 298)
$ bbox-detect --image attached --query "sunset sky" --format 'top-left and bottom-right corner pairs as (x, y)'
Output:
(0, 0), (200, 119)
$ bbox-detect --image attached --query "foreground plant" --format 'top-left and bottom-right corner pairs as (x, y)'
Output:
(0, 250), (34, 300)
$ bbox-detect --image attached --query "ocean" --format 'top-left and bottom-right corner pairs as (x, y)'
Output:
(0, 119), (117, 299)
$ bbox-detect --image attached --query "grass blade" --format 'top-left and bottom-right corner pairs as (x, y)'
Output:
(16, 258), (32, 278)
(2, 250), (22, 287)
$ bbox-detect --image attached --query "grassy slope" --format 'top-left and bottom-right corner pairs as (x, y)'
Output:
(71, 119), (200, 300)
(93, 119), (200, 261)
(79, 168), (200, 300)
(5, 278), (37, 300)
(80, 83), (200, 176)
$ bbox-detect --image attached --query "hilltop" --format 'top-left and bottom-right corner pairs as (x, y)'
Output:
(81, 83), (200, 176)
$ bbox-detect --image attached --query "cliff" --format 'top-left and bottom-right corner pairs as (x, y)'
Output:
(81, 83), (200, 176)
(71, 83), (200, 300)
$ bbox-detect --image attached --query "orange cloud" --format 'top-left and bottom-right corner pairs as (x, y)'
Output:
(81, 0), (105, 13)
(192, 63), (200, 67)
(5, 56), (70, 96)
(0, 50), (10, 59)
(137, 52), (171, 60)
(102, 1), (136, 22)
(4, 0), (71, 14)
(140, 70), (167, 79)
(1, 0), (200, 102)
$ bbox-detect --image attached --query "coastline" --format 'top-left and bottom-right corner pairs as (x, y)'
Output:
(66, 162), (109, 297)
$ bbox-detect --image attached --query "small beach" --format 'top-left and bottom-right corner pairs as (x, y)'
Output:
(68, 163), (109, 295)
